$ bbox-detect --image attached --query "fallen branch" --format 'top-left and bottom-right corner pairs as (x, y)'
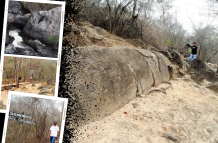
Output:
(162, 81), (172, 86)
(146, 88), (167, 95)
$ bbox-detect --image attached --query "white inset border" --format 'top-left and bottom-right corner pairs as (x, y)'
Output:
(0, 0), (66, 109)
(2, 91), (68, 143)
(0, 0), (9, 68)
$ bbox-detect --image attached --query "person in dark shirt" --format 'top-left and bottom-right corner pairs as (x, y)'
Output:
(189, 42), (198, 61)
(19, 76), (21, 83)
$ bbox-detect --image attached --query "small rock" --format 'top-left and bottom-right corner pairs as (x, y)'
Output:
(7, 13), (14, 23)
(21, 86), (27, 90)
(132, 103), (138, 108)
(206, 82), (218, 93)
(47, 79), (53, 85)
(179, 69), (185, 76)
(39, 88), (52, 95)
(164, 133), (179, 142)
(38, 86), (43, 90)
(10, 87), (15, 91)
(13, 14), (31, 28)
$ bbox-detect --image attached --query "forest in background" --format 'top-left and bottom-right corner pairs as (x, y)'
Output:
(6, 95), (64, 143)
(3, 57), (57, 88)
(65, 0), (218, 63)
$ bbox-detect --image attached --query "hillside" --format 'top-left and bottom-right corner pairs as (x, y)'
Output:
(60, 21), (218, 143)
(64, 22), (154, 50)
(76, 76), (218, 143)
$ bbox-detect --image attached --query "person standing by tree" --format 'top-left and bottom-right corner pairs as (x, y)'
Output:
(48, 121), (60, 143)
(18, 76), (21, 83)
(189, 42), (198, 61)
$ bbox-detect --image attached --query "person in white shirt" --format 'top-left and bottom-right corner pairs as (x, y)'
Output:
(48, 121), (60, 143)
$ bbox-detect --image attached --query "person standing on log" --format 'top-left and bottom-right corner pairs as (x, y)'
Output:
(189, 42), (198, 61)
(48, 121), (60, 143)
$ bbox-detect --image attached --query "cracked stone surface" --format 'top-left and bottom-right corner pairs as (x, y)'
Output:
(67, 45), (170, 124)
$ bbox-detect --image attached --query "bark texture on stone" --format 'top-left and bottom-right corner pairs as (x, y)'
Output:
(65, 46), (170, 124)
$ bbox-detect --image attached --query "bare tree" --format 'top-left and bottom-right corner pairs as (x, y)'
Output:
(106, 0), (133, 34)
(6, 95), (64, 143)
(187, 0), (218, 62)
(13, 57), (22, 88)
(70, 0), (188, 51)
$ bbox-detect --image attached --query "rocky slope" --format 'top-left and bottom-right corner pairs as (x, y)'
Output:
(61, 22), (191, 126)
(68, 45), (171, 124)
(199, 47), (218, 64)
(60, 21), (218, 142)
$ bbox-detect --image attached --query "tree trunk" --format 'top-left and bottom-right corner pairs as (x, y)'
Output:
(106, 0), (132, 35)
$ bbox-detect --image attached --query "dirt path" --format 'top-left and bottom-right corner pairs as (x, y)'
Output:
(76, 75), (218, 143)
(1, 82), (54, 106)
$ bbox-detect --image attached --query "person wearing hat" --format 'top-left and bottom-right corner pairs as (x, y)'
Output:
(189, 42), (198, 61)
(48, 121), (60, 143)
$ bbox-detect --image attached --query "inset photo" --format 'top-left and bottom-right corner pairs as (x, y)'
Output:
(2, 91), (68, 143)
(2, 0), (65, 58)
(0, 0), (6, 64)
(0, 111), (6, 142)
(1, 56), (58, 110)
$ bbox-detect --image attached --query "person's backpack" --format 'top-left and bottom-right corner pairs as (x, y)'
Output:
(186, 44), (192, 54)
(188, 47), (192, 54)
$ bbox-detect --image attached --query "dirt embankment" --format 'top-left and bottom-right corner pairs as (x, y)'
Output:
(76, 75), (218, 143)
(64, 22), (151, 49)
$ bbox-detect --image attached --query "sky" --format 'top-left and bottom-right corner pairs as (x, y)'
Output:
(170, 0), (218, 34)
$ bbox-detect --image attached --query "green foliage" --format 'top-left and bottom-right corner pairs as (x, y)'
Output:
(20, 41), (25, 45)
(18, 32), (29, 45)
(22, 36), (29, 44)
(48, 35), (59, 48)
(164, 39), (175, 47)
(18, 32), (22, 36)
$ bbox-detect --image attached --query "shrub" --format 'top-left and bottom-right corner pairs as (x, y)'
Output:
(48, 35), (59, 48)
(18, 32), (30, 45)
(165, 40), (175, 47)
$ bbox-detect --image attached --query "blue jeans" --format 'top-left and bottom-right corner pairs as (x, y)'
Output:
(189, 54), (197, 61)
(50, 136), (56, 143)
